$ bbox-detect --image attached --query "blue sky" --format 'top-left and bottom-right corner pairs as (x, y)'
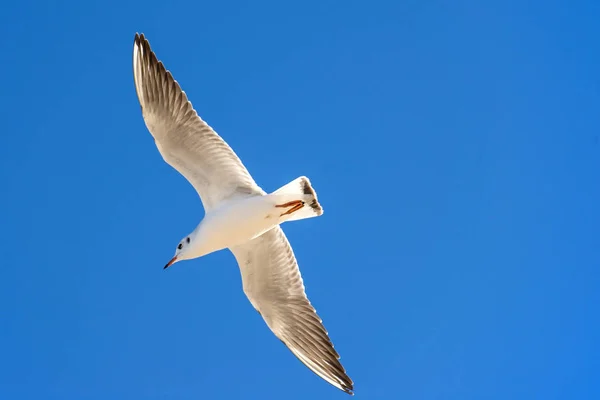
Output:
(1, 0), (599, 399)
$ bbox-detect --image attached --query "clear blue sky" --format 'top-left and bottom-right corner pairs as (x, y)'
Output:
(1, 0), (598, 399)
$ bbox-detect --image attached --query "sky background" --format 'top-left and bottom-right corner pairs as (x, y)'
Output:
(1, 0), (599, 399)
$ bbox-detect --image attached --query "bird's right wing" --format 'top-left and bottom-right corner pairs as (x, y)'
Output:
(132, 33), (264, 211)
(230, 227), (354, 395)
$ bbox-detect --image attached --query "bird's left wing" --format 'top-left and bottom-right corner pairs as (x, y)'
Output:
(132, 33), (264, 210)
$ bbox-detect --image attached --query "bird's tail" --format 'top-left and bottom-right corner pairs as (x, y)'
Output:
(270, 176), (323, 221)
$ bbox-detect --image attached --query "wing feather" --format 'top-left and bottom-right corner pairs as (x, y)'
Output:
(230, 227), (354, 395)
(132, 33), (263, 210)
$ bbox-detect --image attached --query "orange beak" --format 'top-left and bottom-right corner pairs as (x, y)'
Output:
(164, 256), (178, 269)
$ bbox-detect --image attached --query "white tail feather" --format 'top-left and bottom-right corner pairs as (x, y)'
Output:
(271, 176), (323, 221)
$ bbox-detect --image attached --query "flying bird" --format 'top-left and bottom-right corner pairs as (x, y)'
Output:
(132, 33), (354, 395)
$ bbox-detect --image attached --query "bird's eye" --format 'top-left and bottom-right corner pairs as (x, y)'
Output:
(177, 243), (183, 250)
(186, 237), (190, 243)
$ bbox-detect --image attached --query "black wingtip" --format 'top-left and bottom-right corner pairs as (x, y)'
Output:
(134, 32), (148, 48)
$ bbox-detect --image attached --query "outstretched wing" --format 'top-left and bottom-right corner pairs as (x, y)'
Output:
(132, 33), (263, 210)
(230, 227), (354, 395)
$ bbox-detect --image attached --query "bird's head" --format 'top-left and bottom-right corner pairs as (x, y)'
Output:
(164, 235), (192, 269)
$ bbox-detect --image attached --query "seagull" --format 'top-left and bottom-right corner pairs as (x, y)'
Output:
(132, 33), (354, 395)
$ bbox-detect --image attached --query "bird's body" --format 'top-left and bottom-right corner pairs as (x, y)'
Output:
(185, 181), (319, 259)
(132, 33), (354, 395)
(189, 194), (276, 258)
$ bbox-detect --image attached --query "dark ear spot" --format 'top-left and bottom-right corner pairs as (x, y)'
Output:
(186, 237), (190, 243)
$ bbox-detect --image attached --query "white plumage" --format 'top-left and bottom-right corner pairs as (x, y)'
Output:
(132, 33), (353, 395)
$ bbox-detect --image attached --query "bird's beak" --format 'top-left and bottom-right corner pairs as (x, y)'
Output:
(164, 256), (178, 269)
